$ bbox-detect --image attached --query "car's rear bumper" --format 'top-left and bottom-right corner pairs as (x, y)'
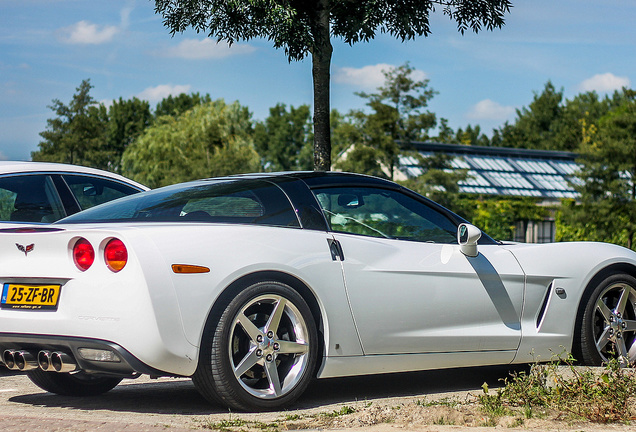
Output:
(0, 333), (178, 378)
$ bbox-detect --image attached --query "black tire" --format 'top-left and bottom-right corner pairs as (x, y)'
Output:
(574, 273), (636, 366)
(194, 281), (319, 411)
(27, 369), (122, 396)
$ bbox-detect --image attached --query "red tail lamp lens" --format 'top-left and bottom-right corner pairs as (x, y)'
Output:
(73, 238), (94, 271)
(105, 238), (127, 272)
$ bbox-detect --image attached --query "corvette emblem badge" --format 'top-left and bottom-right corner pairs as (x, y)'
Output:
(16, 243), (35, 256)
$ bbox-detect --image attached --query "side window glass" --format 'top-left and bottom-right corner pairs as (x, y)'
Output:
(312, 187), (457, 243)
(62, 175), (141, 211)
(0, 187), (17, 221)
(60, 179), (301, 229)
(0, 175), (65, 223)
(182, 195), (263, 218)
(177, 182), (300, 227)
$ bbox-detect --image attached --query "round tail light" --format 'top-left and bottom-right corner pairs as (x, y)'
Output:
(104, 238), (127, 272)
(73, 238), (94, 271)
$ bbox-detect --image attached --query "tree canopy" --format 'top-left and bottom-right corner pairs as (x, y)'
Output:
(121, 99), (260, 188)
(494, 82), (631, 151)
(154, 92), (212, 118)
(153, 0), (512, 170)
(104, 97), (152, 172)
(254, 103), (313, 171)
(558, 91), (636, 248)
(34, 79), (106, 167)
(335, 62), (438, 179)
(33, 80), (152, 173)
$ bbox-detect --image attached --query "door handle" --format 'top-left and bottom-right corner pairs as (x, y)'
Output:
(327, 238), (345, 261)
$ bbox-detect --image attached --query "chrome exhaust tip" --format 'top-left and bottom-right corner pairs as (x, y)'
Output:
(2, 350), (17, 370)
(38, 350), (52, 371)
(51, 352), (77, 373)
(14, 351), (39, 371)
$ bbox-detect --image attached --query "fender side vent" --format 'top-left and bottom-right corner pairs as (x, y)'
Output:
(536, 281), (554, 329)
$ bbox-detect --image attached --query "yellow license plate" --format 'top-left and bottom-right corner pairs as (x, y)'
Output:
(1, 283), (61, 310)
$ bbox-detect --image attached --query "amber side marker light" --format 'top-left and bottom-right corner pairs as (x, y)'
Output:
(172, 264), (210, 274)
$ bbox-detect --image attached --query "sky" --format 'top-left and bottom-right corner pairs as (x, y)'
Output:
(1, 0), (635, 161)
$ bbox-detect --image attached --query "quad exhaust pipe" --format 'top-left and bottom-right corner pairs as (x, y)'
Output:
(37, 350), (78, 372)
(1, 350), (15, 369)
(2, 350), (38, 371)
(1, 349), (77, 372)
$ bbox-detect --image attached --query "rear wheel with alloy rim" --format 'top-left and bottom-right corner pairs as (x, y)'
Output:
(576, 273), (636, 366)
(194, 281), (318, 411)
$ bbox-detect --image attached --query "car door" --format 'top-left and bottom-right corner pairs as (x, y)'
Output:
(311, 185), (525, 355)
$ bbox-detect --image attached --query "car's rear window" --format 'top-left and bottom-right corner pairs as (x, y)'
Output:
(57, 179), (300, 228)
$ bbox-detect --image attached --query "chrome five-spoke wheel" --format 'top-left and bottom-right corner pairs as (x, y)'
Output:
(230, 293), (311, 399)
(592, 282), (636, 365)
(193, 281), (318, 411)
(577, 273), (636, 366)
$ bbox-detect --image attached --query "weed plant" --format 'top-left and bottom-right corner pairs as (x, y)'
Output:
(478, 355), (636, 423)
(323, 405), (357, 417)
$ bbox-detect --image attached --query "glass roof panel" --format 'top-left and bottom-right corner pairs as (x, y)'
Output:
(396, 144), (581, 199)
(551, 161), (579, 175)
(451, 158), (471, 169)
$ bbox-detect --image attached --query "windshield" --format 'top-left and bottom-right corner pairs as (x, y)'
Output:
(57, 179), (300, 228)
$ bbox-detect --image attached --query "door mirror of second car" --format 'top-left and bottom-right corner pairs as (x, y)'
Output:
(458, 223), (481, 257)
(83, 185), (97, 196)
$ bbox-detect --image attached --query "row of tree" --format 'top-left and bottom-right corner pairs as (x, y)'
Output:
(32, 64), (444, 185)
(31, 66), (636, 248)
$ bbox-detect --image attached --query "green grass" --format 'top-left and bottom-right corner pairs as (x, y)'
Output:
(322, 405), (357, 417)
(203, 418), (280, 432)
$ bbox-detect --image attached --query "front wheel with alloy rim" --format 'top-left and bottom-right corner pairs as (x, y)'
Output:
(193, 281), (319, 411)
(575, 273), (636, 366)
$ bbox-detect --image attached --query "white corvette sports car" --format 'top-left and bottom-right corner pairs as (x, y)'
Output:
(1, 172), (636, 411)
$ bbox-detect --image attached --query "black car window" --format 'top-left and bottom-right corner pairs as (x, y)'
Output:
(312, 186), (457, 243)
(62, 175), (142, 210)
(0, 175), (65, 223)
(58, 179), (301, 228)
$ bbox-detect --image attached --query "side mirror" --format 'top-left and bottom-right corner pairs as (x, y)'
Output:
(83, 186), (97, 197)
(337, 194), (364, 209)
(83, 183), (104, 197)
(458, 223), (481, 257)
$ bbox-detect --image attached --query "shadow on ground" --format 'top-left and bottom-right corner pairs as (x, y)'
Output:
(7, 364), (529, 415)
(297, 364), (529, 408)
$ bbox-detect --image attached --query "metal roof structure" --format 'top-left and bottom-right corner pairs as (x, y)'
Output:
(398, 142), (581, 199)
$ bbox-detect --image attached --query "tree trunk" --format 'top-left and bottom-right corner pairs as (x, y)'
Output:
(310, 0), (332, 171)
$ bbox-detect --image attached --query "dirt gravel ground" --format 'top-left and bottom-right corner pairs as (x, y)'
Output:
(1, 365), (636, 432)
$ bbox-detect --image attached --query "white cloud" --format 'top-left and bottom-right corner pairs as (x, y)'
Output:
(334, 64), (428, 90)
(579, 73), (631, 93)
(467, 99), (516, 121)
(160, 39), (256, 60)
(57, 20), (119, 45)
(137, 84), (192, 104)
(120, 6), (133, 30)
